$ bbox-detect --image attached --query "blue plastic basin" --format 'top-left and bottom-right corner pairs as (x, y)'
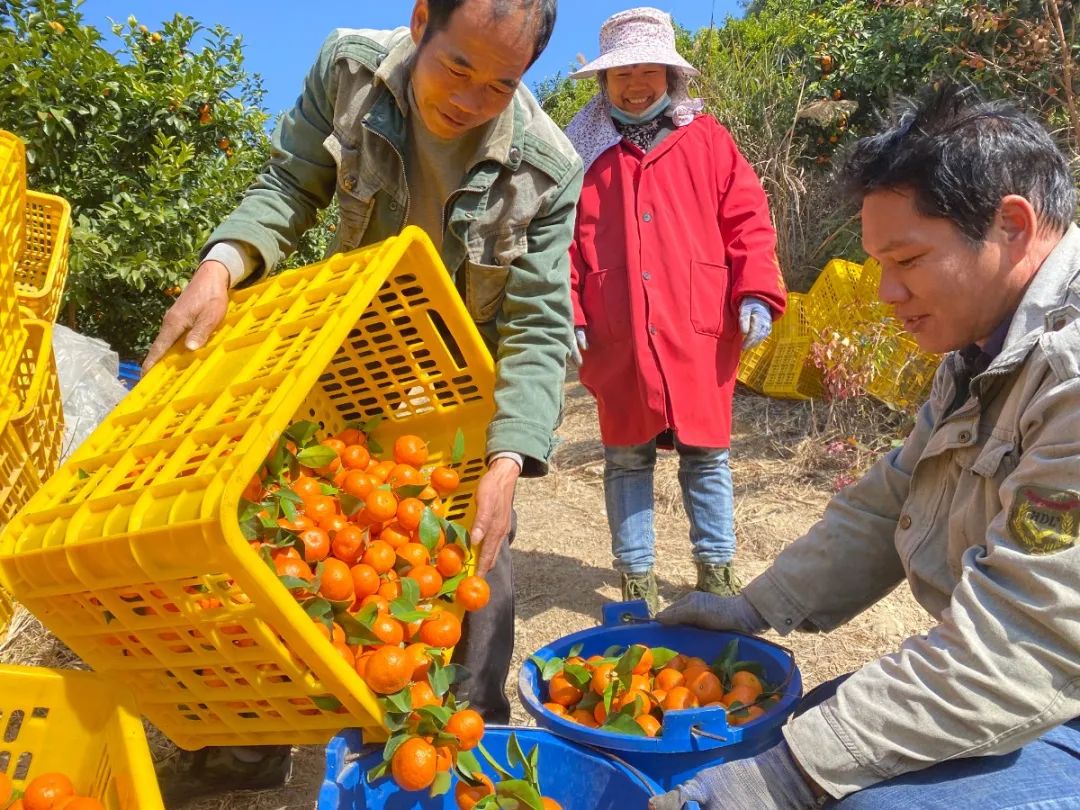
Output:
(317, 725), (694, 809)
(518, 601), (803, 790)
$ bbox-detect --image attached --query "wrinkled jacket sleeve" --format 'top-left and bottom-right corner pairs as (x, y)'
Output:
(742, 400), (929, 632)
(784, 365), (1080, 798)
(486, 161), (584, 476)
(201, 32), (340, 279)
(710, 119), (786, 317)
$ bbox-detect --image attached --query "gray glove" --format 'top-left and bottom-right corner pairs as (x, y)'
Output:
(649, 742), (819, 810)
(739, 296), (773, 350)
(655, 592), (769, 635)
(570, 327), (588, 366)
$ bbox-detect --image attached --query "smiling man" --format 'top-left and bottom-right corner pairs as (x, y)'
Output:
(653, 84), (1080, 809)
(145, 0), (581, 803)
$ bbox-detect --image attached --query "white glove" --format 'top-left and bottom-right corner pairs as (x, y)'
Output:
(570, 327), (588, 366)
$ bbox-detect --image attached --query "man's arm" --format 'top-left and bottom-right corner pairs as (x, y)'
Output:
(785, 367), (1080, 798)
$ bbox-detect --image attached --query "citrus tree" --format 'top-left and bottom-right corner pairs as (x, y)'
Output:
(0, 0), (271, 358)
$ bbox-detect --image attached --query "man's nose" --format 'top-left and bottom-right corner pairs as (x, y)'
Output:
(877, 264), (909, 305)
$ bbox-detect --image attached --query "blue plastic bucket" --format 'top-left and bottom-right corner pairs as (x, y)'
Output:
(118, 361), (141, 390)
(518, 601), (803, 790)
(317, 725), (694, 809)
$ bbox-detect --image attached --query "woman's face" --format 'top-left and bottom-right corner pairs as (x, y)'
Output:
(604, 63), (668, 114)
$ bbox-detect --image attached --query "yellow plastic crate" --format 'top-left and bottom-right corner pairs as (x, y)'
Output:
(762, 336), (825, 400)
(865, 334), (940, 411)
(736, 334), (775, 393)
(0, 132), (25, 384)
(0, 394), (40, 527)
(802, 258), (863, 331)
(0, 228), (494, 750)
(0, 585), (13, 635)
(15, 191), (71, 322)
(773, 292), (812, 339)
(10, 317), (65, 482)
(0, 663), (165, 810)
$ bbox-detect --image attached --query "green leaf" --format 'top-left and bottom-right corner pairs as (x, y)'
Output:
(455, 749), (484, 781)
(507, 731), (526, 770)
(336, 611), (382, 647)
(601, 712), (649, 737)
(285, 421), (321, 447)
(389, 604), (429, 623)
(603, 680), (616, 713)
(563, 663), (592, 690)
(419, 508), (442, 551)
(430, 770), (452, 798)
(278, 575), (312, 592)
(451, 428), (466, 463)
(279, 497), (298, 523)
(537, 656), (564, 681)
(649, 647), (680, 670)
(380, 731), (410, 762)
(615, 645), (645, 689)
(437, 571), (466, 598)
(495, 779), (544, 810)
(361, 415), (385, 434)
(385, 689), (413, 715)
(399, 576), (420, 607)
(77, 468), (90, 479)
(339, 492), (365, 517)
(304, 598), (333, 626)
(568, 643), (584, 659)
(311, 695), (343, 712)
(476, 741), (514, 781)
(602, 644), (624, 658)
(416, 704), (453, 728)
(367, 436), (384, 456)
(365, 760), (389, 784)
(394, 484), (427, 499)
(297, 445), (338, 469)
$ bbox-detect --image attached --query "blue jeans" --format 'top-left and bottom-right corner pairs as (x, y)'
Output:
(603, 437), (735, 574)
(797, 675), (1080, 808)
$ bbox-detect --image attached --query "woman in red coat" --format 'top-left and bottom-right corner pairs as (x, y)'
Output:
(566, 7), (787, 612)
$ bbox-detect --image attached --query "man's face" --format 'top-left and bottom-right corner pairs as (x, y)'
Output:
(862, 188), (1026, 354)
(604, 63), (668, 115)
(409, 0), (535, 139)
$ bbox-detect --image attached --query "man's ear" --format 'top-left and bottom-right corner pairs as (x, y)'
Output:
(410, 0), (430, 46)
(996, 194), (1039, 256)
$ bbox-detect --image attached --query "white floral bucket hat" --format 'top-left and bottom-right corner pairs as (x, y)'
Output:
(565, 7), (704, 171)
(569, 7), (699, 81)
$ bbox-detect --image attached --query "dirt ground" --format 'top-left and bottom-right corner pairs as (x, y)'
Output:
(2, 374), (933, 809)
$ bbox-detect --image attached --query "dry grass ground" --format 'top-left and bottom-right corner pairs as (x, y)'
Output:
(1, 375), (932, 809)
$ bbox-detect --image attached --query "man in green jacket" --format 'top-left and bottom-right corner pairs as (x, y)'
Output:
(145, 0), (582, 801)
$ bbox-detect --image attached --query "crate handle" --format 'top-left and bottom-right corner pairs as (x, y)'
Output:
(601, 599), (651, 627)
(427, 309), (467, 370)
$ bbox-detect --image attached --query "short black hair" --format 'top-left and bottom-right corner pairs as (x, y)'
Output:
(838, 83), (1078, 242)
(422, 0), (557, 69)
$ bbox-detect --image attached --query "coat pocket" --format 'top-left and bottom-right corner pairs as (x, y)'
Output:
(330, 136), (380, 251)
(464, 261), (510, 323)
(690, 260), (731, 338)
(581, 268), (627, 342)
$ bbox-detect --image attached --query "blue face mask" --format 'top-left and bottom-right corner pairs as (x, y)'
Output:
(610, 93), (671, 125)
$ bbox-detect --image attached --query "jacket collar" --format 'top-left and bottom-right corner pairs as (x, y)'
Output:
(989, 223), (1080, 374)
(372, 32), (522, 171)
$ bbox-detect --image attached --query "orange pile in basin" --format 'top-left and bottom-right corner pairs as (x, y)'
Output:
(535, 640), (784, 737)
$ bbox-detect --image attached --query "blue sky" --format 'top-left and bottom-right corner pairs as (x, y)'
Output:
(77, 1), (744, 118)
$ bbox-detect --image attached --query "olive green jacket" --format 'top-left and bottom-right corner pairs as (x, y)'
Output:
(204, 28), (584, 474)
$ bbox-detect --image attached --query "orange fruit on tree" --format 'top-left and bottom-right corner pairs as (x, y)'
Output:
(319, 558), (354, 602)
(299, 528), (330, 562)
(22, 772), (75, 810)
(404, 642), (431, 681)
(397, 542), (431, 569)
(455, 774), (495, 810)
(372, 612), (405, 645)
(354, 650), (374, 678)
(445, 708), (484, 750)
(378, 522), (412, 549)
(341, 444), (371, 471)
(319, 513), (348, 534)
(349, 563), (381, 600)
(662, 686), (699, 711)
(591, 663), (617, 694)
(687, 670), (724, 706)
(305, 495), (337, 523)
(364, 645), (412, 694)
(369, 459), (396, 483)
(570, 708), (598, 727)
(655, 667), (685, 691)
(541, 799), (563, 810)
(335, 427), (363, 446)
(275, 555), (313, 583)
(396, 497), (425, 531)
(630, 644), (653, 675)
(730, 670), (764, 700)
(341, 470), (376, 500)
(592, 701), (608, 725)
(331, 524), (366, 565)
(547, 672), (583, 707)
(722, 684), (760, 708)
(393, 434), (429, 467)
(362, 540), (396, 573)
(435, 744), (455, 772)
(390, 736), (437, 792)
(409, 680), (441, 710)
(364, 489), (398, 523)
(429, 465), (460, 495)
(360, 594), (390, 612)
(455, 575), (490, 611)
(542, 701), (567, 716)
(730, 704), (767, 726)
(616, 688), (652, 715)
(407, 565), (444, 598)
(435, 544), (466, 577)
(378, 576), (402, 601)
(278, 514), (314, 533)
(418, 611), (461, 648)
(291, 474), (322, 500)
(635, 714), (662, 737)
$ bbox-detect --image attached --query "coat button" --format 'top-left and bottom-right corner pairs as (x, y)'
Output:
(642, 212), (652, 222)
(389, 201), (399, 212)
(899, 514), (912, 530)
(958, 430), (971, 443)
(648, 324), (657, 335)
(342, 175), (356, 191)
(509, 146), (521, 162)
(642, 271), (651, 281)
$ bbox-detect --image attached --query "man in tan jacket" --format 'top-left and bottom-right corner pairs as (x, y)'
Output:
(653, 84), (1080, 809)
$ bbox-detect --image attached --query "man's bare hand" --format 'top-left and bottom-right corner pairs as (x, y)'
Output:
(142, 260), (231, 372)
(470, 457), (520, 575)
